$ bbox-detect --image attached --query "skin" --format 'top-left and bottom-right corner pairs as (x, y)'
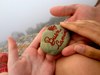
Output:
(50, 4), (100, 60)
(1, 4), (100, 75)
(54, 4), (100, 75)
(7, 27), (59, 75)
(50, 4), (100, 22)
(56, 54), (100, 75)
(60, 20), (100, 60)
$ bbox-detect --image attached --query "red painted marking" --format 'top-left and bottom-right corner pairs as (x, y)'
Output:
(48, 25), (57, 31)
(56, 30), (66, 49)
(44, 27), (66, 49)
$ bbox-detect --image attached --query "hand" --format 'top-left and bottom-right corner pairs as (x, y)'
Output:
(50, 4), (100, 57)
(50, 4), (98, 42)
(8, 27), (58, 75)
(60, 20), (100, 60)
(50, 4), (100, 45)
(50, 4), (100, 22)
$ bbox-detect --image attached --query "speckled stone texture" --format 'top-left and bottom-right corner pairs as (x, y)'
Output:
(40, 25), (70, 55)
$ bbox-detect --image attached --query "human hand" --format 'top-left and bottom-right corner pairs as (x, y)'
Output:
(50, 4), (99, 56)
(60, 20), (100, 60)
(8, 27), (58, 75)
(50, 4), (100, 44)
(50, 4), (100, 22)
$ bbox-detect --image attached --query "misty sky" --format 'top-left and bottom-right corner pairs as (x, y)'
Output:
(0, 0), (97, 42)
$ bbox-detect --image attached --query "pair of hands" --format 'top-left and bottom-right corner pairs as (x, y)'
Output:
(8, 4), (100, 75)
(60, 20), (100, 60)
(50, 4), (100, 60)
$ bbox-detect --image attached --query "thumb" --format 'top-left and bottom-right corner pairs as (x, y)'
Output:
(50, 4), (78, 17)
(8, 36), (18, 66)
(74, 44), (100, 60)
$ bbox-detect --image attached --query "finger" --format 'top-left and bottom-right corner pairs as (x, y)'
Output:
(38, 48), (45, 56)
(50, 4), (78, 17)
(8, 37), (18, 65)
(62, 41), (83, 56)
(62, 39), (89, 56)
(29, 26), (47, 49)
(74, 44), (100, 60)
(62, 44), (76, 56)
(83, 20), (100, 26)
(60, 21), (100, 45)
(38, 48), (46, 60)
(68, 34), (91, 45)
(46, 54), (61, 62)
(75, 20), (100, 32)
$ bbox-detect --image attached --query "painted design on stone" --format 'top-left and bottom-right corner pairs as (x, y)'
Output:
(40, 25), (70, 55)
(44, 26), (66, 50)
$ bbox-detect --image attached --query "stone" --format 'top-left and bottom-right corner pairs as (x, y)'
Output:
(40, 25), (70, 55)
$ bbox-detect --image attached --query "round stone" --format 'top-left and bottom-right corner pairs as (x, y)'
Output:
(40, 25), (70, 55)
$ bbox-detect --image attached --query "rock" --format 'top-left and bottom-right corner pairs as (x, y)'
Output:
(40, 25), (70, 55)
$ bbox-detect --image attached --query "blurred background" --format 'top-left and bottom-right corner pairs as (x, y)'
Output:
(0, 0), (98, 53)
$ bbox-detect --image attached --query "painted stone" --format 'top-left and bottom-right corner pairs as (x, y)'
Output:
(40, 25), (70, 55)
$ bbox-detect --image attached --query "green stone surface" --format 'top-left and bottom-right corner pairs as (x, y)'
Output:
(40, 25), (70, 55)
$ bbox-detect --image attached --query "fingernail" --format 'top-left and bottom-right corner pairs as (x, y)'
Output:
(60, 22), (65, 25)
(74, 45), (85, 53)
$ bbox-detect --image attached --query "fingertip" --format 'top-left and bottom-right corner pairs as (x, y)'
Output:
(8, 36), (17, 50)
(8, 36), (12, 43)
(50, 6), (68, 16)
(41, 26), (47, 31)
(50, 6), (60, 16)
(50, 7), (55, 15)
(60, 22), (66, 26)
(8, 36), (16, 44)
(61, 48), (69, 56)
(62, 45), (76, 56)
(60, 22), (70, 29)
(8, 36), (18, 64)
